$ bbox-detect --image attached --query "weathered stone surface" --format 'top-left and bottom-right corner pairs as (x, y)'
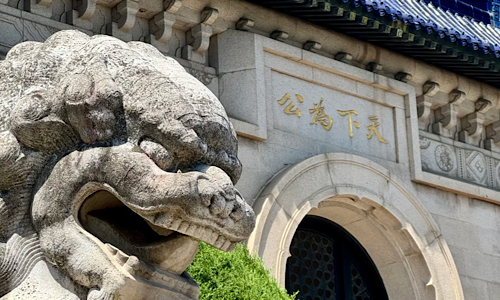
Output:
(0, 30), (255, 300)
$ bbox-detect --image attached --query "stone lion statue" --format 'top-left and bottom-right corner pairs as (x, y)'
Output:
(0, 30), (255, 300)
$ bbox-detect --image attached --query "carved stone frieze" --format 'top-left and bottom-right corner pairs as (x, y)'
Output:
(419, 137), (431, 149)
(459, 150), (487, 184)
(435, 145), (455, 172)
(420, 133), (500, 189)
(188, 68), (215, 86)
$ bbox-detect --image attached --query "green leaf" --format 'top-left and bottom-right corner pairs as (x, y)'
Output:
(187, 242), (298, 300)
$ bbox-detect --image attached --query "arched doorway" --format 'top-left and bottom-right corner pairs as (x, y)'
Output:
(247, 153), (464, 300)
(286, 216), (389, 300)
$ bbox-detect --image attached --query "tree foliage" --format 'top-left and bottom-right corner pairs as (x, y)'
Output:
(187, 242), (297, 300)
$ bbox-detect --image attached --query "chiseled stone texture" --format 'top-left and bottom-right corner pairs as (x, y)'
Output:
(419, 132), (500, 191)
(0, 30), (255, 300)
(415, 184), (500, 300)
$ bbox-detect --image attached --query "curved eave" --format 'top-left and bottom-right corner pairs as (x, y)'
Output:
(248, 0), (500, 88)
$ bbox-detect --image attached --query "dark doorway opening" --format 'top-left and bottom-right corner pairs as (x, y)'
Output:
(286, 216), (389, 300)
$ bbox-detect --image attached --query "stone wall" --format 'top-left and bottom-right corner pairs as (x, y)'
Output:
(416, 184), (500, 300)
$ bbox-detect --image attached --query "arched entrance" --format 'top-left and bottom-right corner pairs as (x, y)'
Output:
(247, 153), (464, 300)
(286, 216), (389, 300)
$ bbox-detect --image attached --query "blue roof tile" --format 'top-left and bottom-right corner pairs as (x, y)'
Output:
(365, 0), (500, 51)
(248, 0), (500, 87)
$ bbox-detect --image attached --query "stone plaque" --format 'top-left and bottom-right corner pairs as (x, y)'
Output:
(271, 71), (397, 162)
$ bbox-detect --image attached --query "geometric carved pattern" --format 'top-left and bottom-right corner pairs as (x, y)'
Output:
(421, 134), (499, 189)
(465, 151), (487, 183)
(496, 162), (500, 188)
(457, 149), (489, 185)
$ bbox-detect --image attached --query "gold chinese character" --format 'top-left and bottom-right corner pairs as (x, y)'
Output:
(337, 109), (360, 138)
(277, 93), (303, 117)
(309, 98), (333, 131)
(366, 116), (388, 144)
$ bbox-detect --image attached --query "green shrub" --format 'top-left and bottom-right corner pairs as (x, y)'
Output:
(187, 242), (297, 300)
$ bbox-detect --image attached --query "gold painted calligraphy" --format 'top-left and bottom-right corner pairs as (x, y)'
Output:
(277, 93), (303, 117)
(337, 109), (360, 138)
(366, 116), (388, 144)
(276, 92), (389, 144)
(309, 98), (333, 131)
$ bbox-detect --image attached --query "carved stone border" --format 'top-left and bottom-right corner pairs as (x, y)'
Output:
(414, 131), (500, 202)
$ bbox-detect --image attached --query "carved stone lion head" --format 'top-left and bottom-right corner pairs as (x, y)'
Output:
(0, 30), (255, 300)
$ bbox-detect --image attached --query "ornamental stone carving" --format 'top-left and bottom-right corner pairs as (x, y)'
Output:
(419, 136), (431, 149)
(0, 30), (255, 300)
(463, 151), (487, 184)
(419, 134), (500, 189)
(435, 145), (455, 172)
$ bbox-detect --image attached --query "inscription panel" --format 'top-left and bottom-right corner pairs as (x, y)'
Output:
(271, 71), (398, 162)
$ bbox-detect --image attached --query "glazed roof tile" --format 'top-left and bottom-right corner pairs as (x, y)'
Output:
(248, 0), (500, 87)
(367, 0), (500, 53)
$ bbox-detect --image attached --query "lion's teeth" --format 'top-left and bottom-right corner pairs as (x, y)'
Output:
(124, 256), (140, 274)
(207, 229), (218, 245)
(185, 223), (198, 236)
(105, 243), (118, 255)
(192, 227), (202, 240)
(227, 242), (237, 252)
(221, 240), (232, 251)
(198, 227), (210, 240)
(200, 228), (208, 242)
(178, 221), (189, 233)
(214, 236), (226, 249)
(115, 250), (129, 265)
(169, 219), (182, 231)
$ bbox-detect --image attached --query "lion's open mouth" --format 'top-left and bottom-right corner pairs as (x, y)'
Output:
(78, 190), (201, 294)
